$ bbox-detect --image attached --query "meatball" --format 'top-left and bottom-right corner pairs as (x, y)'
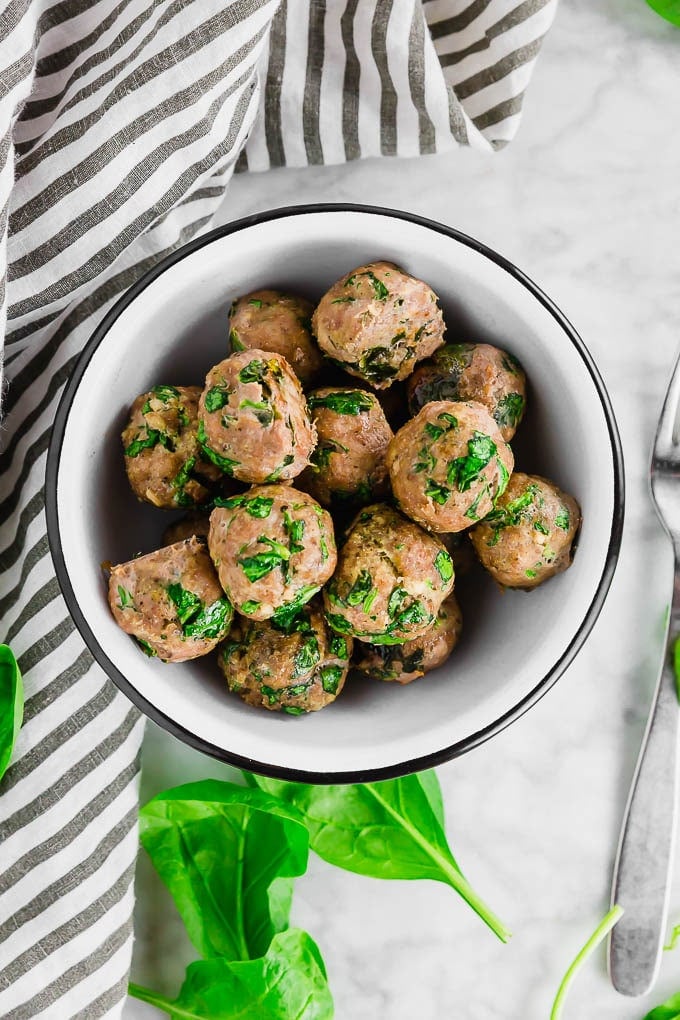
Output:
(354, 595), (462, 683)
(312, 261), (445, 388)
(208, 484), (336, 620)
(323, 504), (454, 644)
(197, 350), (316, 484)
(387, 400), (514, 533)
(161, 511), (211, 547)
(228, 289), (323, 386)
(298, 387), (393, 506)
(469, 473), (581, 588)
(218, 598), (352, 714)
(407, 342), (527, 442)
(122, 385), (220, 509)
(108, 536), (233, 661)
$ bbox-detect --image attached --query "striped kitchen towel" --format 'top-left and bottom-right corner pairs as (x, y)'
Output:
(0, 1), (556, 1016)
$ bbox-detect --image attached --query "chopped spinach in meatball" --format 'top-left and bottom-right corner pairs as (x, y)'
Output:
(108, 536), (232, 661)
(408, 342), (527, 441)
(469, 472), (580, 588)
(354, 595), (462, 683)
(387, 400), (514, 533)
(219, 597), (351, 713)
(198, 349), (316, 484)
(312, 261), (445, 388)
(208, 484), (336, 620)
(299, 387), (393, 507)
(122, 385), (220, 509)
(323, 503), (454, 644)
(228, 289), (323, 386)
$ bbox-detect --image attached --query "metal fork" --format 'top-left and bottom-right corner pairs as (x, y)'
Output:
(609, 348), (680, 996)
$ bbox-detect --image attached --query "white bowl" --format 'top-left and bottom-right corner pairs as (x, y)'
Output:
(46, 205), (624, 782)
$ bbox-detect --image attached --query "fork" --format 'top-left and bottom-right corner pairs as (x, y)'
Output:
(608, 348), (680, 996)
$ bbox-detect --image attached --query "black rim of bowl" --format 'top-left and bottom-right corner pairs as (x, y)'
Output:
(45, 203), (626, 784)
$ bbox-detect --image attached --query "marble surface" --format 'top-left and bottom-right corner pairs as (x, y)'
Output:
(124, 2), (680, 1017)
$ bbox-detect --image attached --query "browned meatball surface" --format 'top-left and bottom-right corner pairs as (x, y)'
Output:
(122, 385), (221, 509)
(208, 484), (336, 620)
(408, 343), (527, 441)
(197, 350), (316, 484)
(469, 472), (581, 589)
(312, 261), (445, 388)
(298, 387), (393, 506)
(218, 597), (352, 714)
(387, 401), (514, 533)
(108, 537), (233, 661)
(323, 504), (454, 645)
(228, 289), (323, 386)
(354, 595), (462, 683)
(161, 511), (211, 547)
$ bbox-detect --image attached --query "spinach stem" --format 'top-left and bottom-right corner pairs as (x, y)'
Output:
(550, 904), (624, 1020)
(365, 785), (511, 942)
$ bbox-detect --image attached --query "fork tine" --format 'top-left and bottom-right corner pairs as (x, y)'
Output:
(654, 346), (680, 456)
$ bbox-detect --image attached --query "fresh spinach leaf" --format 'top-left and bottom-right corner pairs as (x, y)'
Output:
(270, 586), (320, 629)
(643, 992), (680, 1019)
(248, 770), (510, 942)
(128, 928), (333, 1020)
(646, 0), (680, 26)
(167, 583), (202, 626)
(434, 549), (453, 585)
(549, 904), (623, 1020)
(0, 645), (23, 782)
(139, 780), (309, 961)
(197, 421), (239, 475)
(555, 506), (571, 531)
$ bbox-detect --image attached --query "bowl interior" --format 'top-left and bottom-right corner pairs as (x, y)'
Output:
(52, 209), (620, 778)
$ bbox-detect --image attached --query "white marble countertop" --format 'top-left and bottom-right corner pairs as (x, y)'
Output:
(125, 2), (680, 1017)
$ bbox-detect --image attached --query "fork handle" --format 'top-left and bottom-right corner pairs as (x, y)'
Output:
(608, 564), (680, 996)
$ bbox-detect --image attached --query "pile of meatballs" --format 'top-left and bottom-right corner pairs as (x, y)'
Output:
(108, 260), (581, 716)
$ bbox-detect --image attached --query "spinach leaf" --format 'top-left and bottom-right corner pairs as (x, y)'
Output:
(434, 549), (453, 584)
(270, 586), (320, 629)
(646, 0), (680, 25)
(248, 770), (510, 942)
(239, 360), (269, 385)
(204, 387), (231, 413)
(549, 904), (623, 1020)
(239, 547), (288, 583)
(129, 929), (333, 1019)
(167, 583), (202, 626)
(139, 780), (309, 961)
(643, 993), (680, 1019)
(446, 432), (497, 492)
(555, 506), (571, 531)
(308, 391), (374, 415)
(494, 392), (524, 430)
(197, 421), (239, 475)
(124, 427), (172, 458)
(183, 598), (232, 640)
(0, 645), (23, 782)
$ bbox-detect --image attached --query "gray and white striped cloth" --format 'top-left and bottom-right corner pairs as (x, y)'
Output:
(0, 1), (556, 1015)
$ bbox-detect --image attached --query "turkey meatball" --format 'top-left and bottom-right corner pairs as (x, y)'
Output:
(299, 387), (393, 506)
(208, 484), (336, 620)
(354, 595), (462, 683)
(108, 536), (233, 661)
(407, 342), (527, 441)
(312, 261), (445, 388)
(228, 289), (323, 386)
(218, 598), (352, 714)
(469, 472), (580, 589)
(197, 350), (316, 484)
(122, 385), (220, 509)
(323, 503), (454, 645)
(387, 400), (514, 533)
(161, 511), (211, 547)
